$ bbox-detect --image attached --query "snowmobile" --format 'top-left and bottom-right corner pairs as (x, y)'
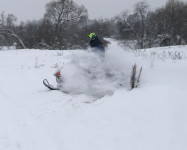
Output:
(43, 71), (64, 91)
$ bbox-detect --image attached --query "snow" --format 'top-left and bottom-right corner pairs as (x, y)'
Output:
(0, 39), (187, 150)
(58, 42), (134, 96)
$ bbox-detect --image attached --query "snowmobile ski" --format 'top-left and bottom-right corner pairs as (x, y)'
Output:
(43, 79), (59, 90)
(43, 79), (68, 93)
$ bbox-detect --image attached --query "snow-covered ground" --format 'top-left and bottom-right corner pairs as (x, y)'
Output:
(0, 40), (187, 150)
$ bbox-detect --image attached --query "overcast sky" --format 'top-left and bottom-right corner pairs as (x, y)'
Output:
(0, 0), (186, 22)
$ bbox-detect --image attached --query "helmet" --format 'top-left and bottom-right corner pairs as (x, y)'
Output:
(89, 33), (96, 39)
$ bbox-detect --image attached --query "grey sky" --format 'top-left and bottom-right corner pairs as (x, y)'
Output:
(0, 0), (186, 22)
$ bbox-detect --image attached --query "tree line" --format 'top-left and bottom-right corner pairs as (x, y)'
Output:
(0, 0), (186, 50)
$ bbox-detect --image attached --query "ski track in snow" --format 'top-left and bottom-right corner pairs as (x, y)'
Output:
(0, 40), (187, 150)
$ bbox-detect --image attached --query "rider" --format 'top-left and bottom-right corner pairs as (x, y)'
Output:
(89, 33), (105, 57)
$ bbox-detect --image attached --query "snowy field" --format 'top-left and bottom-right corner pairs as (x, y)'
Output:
(0, 39), (187, 150)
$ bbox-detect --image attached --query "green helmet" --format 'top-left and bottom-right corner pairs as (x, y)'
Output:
(89, 33), (96, 39)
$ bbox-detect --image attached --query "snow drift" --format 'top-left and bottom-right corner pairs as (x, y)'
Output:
(0, 39), (187, 150)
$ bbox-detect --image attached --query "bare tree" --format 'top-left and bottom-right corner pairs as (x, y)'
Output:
(147, 0), (187, 46)
(134, 1), (149, 48)
(44, 0), (88, 37)
(114, 1), (150, 49)
(6, 14), (17, 28)
(0, 27), (26, 48)
(0, 12), (26, 49)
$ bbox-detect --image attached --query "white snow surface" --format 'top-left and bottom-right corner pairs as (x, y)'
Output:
(0, 39), (187, 150)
